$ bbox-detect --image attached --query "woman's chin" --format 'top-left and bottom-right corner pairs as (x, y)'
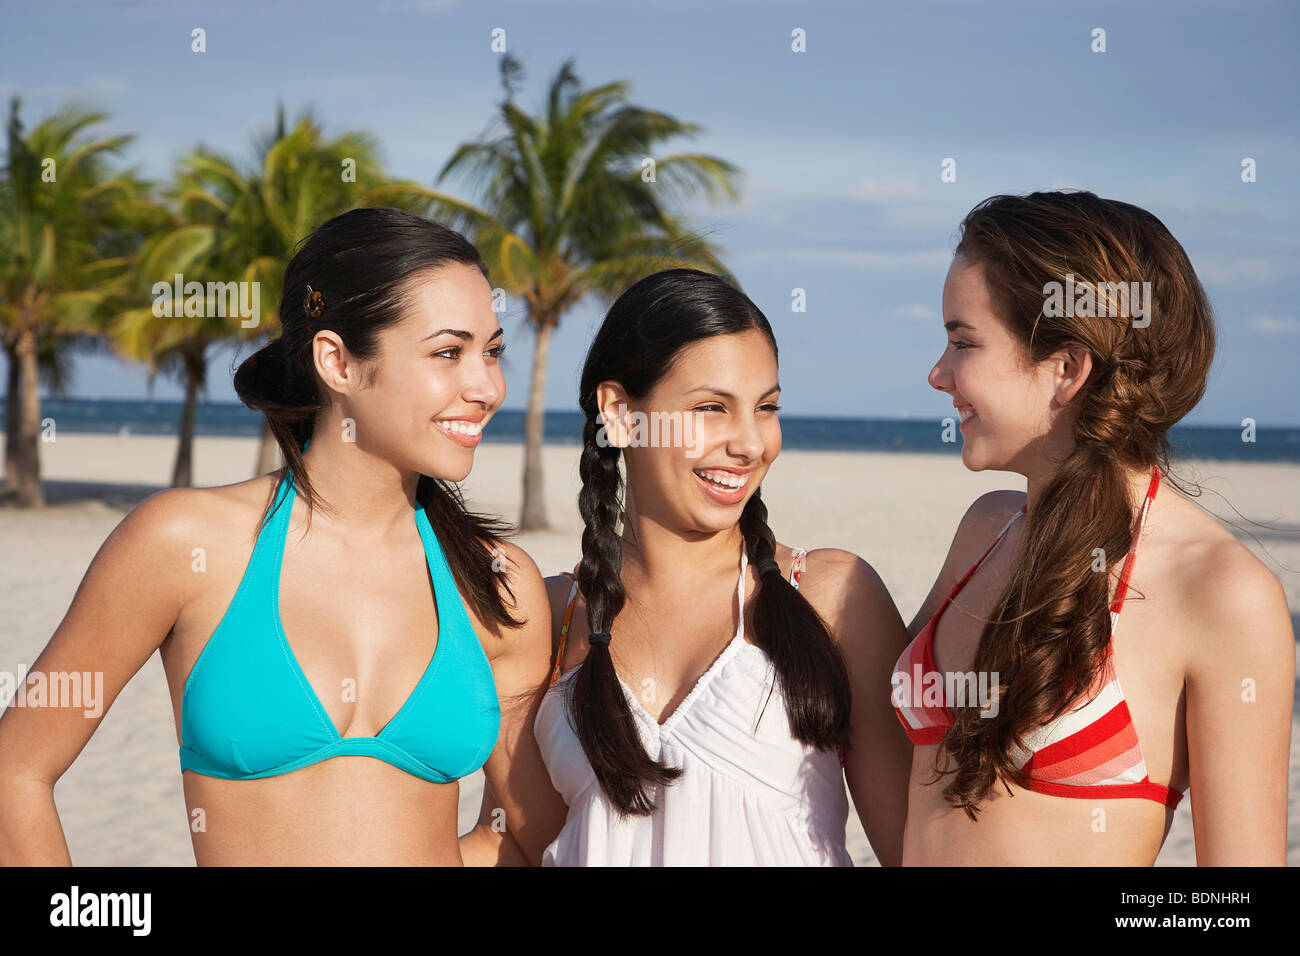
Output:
(960, 445), (987, 472)
(424, 459), (473, 483)
(687, 500), (747, 534)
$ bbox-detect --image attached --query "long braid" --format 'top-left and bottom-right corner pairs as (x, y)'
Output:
(740, 488), (852, 748)
(570, 412), (684, 817)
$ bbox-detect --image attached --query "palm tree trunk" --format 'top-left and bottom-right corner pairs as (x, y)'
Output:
(3, 339), (20, 498)
(12, 326), (45, 508)
(170, 346), (205, 488)
(520, 311), (554, 531)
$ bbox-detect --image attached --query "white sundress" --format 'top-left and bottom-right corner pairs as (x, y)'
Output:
(532, 546), (853, 866)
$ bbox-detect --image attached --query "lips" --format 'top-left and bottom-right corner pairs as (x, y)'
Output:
(434, 417), (484, 446)
(692, 466), (752, 503)
(693, 467), (750, 489)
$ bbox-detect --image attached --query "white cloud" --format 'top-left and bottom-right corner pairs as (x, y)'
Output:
(892, 303), (939, 321)
(1196, 257), (1295, 284)
(847, 177), (925, 200)
(1248, 316), (1300, 335)
(760, 247), (951, 271)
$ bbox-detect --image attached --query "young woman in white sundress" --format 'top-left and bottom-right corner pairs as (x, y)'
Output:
(466, 268), (913, 866)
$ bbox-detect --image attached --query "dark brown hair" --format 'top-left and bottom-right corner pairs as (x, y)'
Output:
(570, 268), (852, 816)
(940, 190), (1215, 816)
(232, 206), (522, 630)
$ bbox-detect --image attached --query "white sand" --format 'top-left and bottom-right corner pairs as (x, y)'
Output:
(1, 433), (1296, 865)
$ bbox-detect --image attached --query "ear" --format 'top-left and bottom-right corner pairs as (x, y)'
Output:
(312, 330), (365, 394)
(1050, 344), (1094, 408)
(595, 382), (632, 448)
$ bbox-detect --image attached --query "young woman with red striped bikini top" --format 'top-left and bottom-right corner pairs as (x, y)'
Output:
(900, 191), (1293, 865)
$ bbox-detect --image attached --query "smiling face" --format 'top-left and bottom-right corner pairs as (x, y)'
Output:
(603, 329), (781, 535)
(929, 253), (1068, 474)
(324, 262), (505, 482)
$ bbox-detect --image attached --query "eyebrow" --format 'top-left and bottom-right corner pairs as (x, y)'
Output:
(944, 320), (976, 332)
(686, 383), (781, 400)
(421, 327), (504, 343)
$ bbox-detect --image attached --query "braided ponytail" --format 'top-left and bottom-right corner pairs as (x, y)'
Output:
(937, 191), (1215, 817)
(569, 413), (684, 816)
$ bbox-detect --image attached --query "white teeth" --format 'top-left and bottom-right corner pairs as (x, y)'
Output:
(695, 469), (748, 489)
(436, 420), (482, 436)
(958, 407), (975, 424)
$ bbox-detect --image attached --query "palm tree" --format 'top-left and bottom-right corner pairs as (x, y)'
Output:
(107, 208), (277, 488)
(376, 56), (742, 530)
(0, 97), (154, 507)
(112, 104), (390, 484)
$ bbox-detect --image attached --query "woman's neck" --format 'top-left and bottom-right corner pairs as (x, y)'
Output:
(1024, 458), (1160, 519)
(617, 495), (746, 588)
(297, 431), (422, 543)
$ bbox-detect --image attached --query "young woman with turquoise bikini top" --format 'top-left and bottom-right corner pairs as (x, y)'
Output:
(0, 208), (567, 865)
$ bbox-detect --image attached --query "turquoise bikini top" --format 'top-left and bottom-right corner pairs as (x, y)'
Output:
(178, 453), (501, 783)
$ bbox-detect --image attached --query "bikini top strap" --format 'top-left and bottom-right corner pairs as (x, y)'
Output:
(949, 504), (1026, 598)
(548, 564), (581, 688)
(790, 548), (809, 591)
(1111, 465), (1162, 624)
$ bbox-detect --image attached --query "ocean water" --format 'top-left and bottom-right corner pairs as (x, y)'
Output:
(9, 398), (1300, 462)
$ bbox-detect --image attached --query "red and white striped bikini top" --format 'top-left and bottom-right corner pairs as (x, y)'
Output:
(891, 466), (1185, 808)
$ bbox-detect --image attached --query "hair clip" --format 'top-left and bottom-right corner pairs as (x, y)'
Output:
(304, 285), (325, 318)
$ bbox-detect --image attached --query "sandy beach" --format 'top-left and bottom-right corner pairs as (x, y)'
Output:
(1, 432), (1296, 865)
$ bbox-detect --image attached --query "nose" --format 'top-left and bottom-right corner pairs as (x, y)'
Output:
(928, 350), (951, 393)
(462, 352), (503, 409)
(727, 408), (767, 463)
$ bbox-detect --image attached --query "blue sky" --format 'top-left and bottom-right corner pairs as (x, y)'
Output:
(3, 0), (1297, 425)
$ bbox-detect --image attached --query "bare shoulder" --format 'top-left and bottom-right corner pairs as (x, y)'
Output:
(933, 488), (1026, 575)
(792, 547), (886, 596)
(782, 546), (897, 643)
(119, 485), (207, 542)
(1175, 529), (1293, 668)
(960, 489), (1028, 538)
(76, 478), (266, 632)
(115, 478), (262, 563)
(482, 538), (540, 581)
(471, 538), (553, 656)
(178, 472), (284, 533)
(477, 537), (544, 604)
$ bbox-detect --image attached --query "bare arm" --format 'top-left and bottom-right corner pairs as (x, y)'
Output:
(804, 549), (913, 866)
(0, 490), (193, 865)
(460, 776), (533, 866)
(1185, 550), (1293, 865)
(458, 546), (568, 866)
